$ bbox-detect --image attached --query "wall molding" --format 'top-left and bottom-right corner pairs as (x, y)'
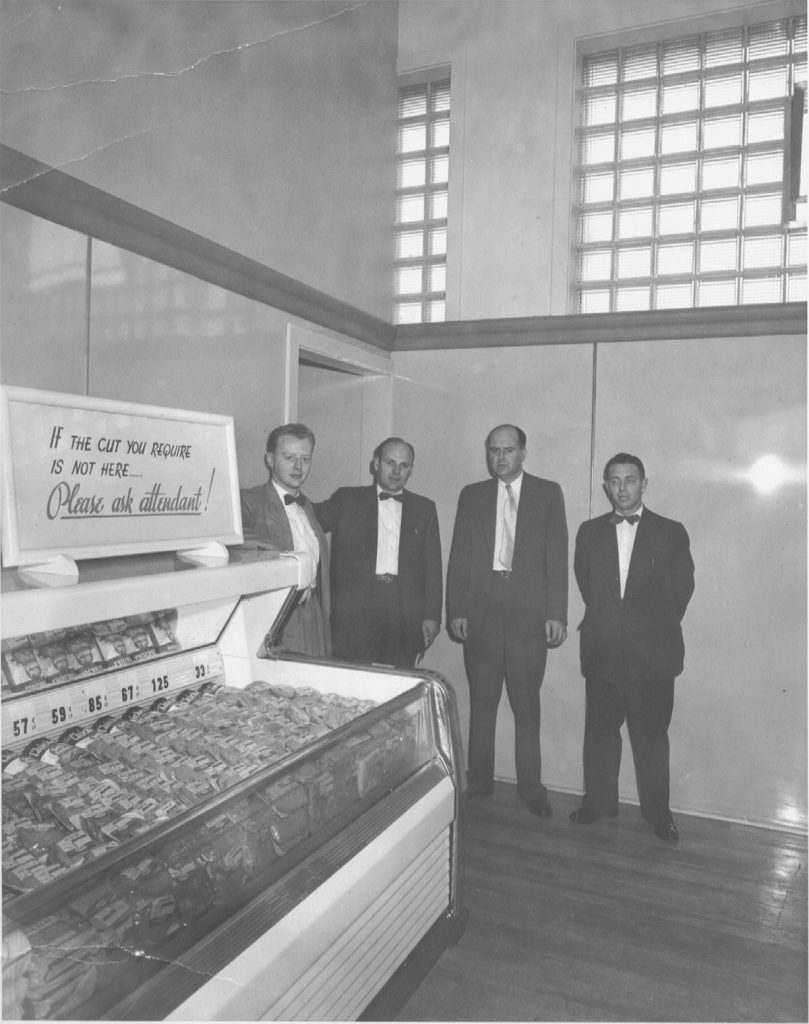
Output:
(394, 303), (807, 350)
(2, 144), (805, 356)
(0, 144), (395, 353)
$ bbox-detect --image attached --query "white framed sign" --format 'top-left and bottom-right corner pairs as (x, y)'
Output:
(1, 386), (243, 566)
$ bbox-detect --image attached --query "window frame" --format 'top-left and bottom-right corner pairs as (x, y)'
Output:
(394, 69), (451, 325)
(572, 8), (807, 314)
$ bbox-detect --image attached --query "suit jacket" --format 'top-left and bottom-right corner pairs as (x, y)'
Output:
(240, 482), (332, 657)
(446, 472), (568, 637)
(314, 486), (442, 659)
(574, 507), (694, 681)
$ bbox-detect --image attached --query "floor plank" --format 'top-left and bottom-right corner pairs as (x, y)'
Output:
(396, 784), (807, 1022)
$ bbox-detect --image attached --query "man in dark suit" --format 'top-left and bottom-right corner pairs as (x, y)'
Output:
(240, 423), (331, 657)
(570, 453), (695, 842)
(447, 424), (568, 818)
(315, 437), (442, 667)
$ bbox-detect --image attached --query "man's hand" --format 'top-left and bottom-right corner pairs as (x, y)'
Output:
(421, 620), (441, 648)
(545, 619), (567, 647)
(450, 617), (468, 641)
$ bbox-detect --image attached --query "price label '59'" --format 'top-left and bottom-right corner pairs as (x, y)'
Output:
(48, 694), (75, 727)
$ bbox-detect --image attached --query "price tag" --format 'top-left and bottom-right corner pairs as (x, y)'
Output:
(117, 678), (141, 707)
(147, 669), (172, 697)
(10, 700), (37, 742)
(82, 682), (110, 718)
(48, 692), (75, 729)
(191, 652), (214, 684)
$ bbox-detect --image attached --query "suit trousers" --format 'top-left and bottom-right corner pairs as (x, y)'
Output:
(582, 668), (675, 826)
(464, 576), (548, 802)
(334, 579), (412, 668)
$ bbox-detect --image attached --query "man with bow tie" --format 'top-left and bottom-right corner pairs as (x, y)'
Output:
(314, 437), (442, 668)
(240, 423), (331, 657)
(570, 453), (695, 842)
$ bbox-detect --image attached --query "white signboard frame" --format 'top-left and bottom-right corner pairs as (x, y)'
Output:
(1, 386), (243, 567)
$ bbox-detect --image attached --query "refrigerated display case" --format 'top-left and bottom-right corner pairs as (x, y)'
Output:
(1, 545), (467, 1020)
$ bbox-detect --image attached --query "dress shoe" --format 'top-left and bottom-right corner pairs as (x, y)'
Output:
(527, 799), (552, 818)
(653, 820), (680, 842)
(569, 806), (600, 825)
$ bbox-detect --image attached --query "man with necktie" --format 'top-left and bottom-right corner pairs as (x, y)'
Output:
(240, 423), (331, 657)
(570, 453), (695, 841)
(447, 424), (568, 818)
(314, 437), (442, 667)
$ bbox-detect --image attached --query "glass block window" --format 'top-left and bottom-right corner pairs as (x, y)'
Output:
(395, 78), (450, 324)
(575, 16), (807, 312)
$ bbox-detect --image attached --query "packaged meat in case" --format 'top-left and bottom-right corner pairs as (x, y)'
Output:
(1, 387), (465, 1022)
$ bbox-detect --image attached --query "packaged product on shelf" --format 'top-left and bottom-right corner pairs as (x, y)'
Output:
(2, 914), (31, 1019)
(65, 632), (105, 678)
(24, 911), (101, 1018)
(148, 611), (181, 653)
(2, 642), (46, 691)
(91, 619), (133, 669)
(33, 639), (76, 685)
(122, 617), (158, 661)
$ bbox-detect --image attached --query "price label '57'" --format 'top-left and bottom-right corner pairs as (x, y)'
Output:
(11, 701), (37, 740)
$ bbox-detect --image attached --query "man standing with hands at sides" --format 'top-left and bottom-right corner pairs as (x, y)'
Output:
(240, 424), (331, 657)
(447, 425), (568, 818)
(315, 437), (442, 668)
(570, 454), (694, 842)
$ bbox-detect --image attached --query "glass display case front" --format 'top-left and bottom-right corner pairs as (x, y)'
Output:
(1, 553), (465, 1021)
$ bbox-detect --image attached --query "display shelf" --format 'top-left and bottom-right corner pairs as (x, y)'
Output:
(1, 551), (309, 639)
(2, 647), (225, 749)
(1, 547), (466, 1022)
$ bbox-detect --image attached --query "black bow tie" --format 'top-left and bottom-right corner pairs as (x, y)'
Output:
(284, 492), (306, 507)
(379, 492), (403, 502)
(609, 512), (640, 525)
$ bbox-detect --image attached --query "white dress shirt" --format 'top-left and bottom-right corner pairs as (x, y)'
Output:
(615, 505), (643, 599)
(375, 487), (403, 574)
(273, 480), (320, 584)
(493, 472), (523, 571)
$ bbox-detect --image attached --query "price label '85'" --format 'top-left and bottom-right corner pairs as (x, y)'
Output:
(82, 684), (109, 717)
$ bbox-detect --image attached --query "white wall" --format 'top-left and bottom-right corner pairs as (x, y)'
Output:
(0, 0), (399, 319)
(398, 0), (805, 318)
(1, 1), (805, 830)
(393, 333), (806, 830)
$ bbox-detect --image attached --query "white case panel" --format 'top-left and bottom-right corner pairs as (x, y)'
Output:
(168, 775), (456, 1021)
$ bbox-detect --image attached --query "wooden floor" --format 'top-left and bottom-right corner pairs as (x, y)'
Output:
(396, 784), (807, 1022)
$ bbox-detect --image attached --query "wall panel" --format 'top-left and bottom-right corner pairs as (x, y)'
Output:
(393, 344), (595, 802)
(86, 243), (290, 490)
(395, 334), (806, 831)
(595, 335), (806, 829)
(0, 205), (88, 394)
